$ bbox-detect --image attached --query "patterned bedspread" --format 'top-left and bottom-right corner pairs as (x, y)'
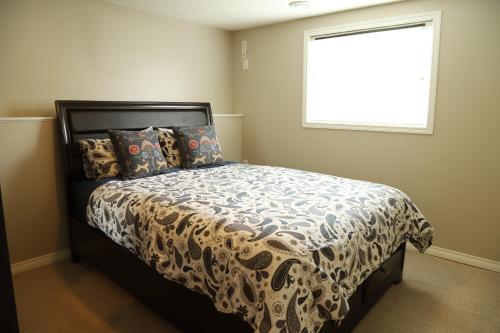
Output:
(87, 164), (433, 333)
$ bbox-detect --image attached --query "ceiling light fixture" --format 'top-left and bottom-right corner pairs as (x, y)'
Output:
(289, 1), (311, 9)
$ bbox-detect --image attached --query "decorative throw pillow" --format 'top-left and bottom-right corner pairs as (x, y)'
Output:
(175, 125), (224, 169)
(78, 139), (121, 179)
(157, 128), (182, 168)
(79, 146), (94, 179)
(109, 128), (169, 180)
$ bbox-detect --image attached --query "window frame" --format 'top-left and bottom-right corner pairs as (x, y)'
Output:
(302, 11), (441, 135)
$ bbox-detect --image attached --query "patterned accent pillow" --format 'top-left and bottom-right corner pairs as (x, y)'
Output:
(78, 139), (121, 179)
(157, 128), (182, 168)
(175, 125), (224, 169)
(109, 128), (169, 180)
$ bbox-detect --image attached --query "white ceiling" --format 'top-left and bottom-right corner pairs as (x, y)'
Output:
(101, 0), (404, 31)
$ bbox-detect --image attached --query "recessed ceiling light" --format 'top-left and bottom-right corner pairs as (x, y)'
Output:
(289, 1), (311, 9)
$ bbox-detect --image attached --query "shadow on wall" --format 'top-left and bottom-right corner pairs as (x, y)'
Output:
(52, 122), (69, 253)
(5, 106), (57, 118)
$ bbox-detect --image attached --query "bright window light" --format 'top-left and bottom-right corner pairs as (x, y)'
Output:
(303, 12), (441, 134)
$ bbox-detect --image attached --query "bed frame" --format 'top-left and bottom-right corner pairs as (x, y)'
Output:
(56, 100), (406, 333)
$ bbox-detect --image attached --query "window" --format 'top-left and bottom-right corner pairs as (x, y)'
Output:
(303, 12), (441, 134)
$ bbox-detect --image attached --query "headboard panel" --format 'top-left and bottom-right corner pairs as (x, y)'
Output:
(56, 101), (213, 181)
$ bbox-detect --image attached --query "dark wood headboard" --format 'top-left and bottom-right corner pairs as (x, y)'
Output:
(55, 100), (213, 181)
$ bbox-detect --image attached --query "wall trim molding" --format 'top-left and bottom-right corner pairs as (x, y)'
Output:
(406, 243), (500, 273)
(0, 117), (55, 122)
(10, 249), (71, 275)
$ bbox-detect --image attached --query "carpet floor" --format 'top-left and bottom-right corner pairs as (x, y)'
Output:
(13, 250), (500, 333)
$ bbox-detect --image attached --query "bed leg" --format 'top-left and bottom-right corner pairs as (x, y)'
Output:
(393, 272), (403, 285)
(71, 250), (82, 263)
(393, 242), (406, 285)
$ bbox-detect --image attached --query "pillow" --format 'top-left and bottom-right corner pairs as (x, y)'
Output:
(108, 128), (169, 179)
(157, 128), (182, 168)
(78, 139), (120, 179)
(175, 125), (224, 169)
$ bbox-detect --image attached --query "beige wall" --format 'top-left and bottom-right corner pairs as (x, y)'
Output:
(233, 0), (500, 261)
(0, 0), (234, 263)
(213, 115), (244, 162)
(0, 120), (67, 263)
(0, 0), (232, 117)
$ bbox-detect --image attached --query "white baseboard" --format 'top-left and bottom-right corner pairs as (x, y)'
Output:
(406, 244), (500, 273)
(10, 249), (71, 275)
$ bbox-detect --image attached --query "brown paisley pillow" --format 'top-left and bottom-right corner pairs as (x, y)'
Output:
(78, 139), (120, 179)
(157, 128), (182, 168)
(109, 128), (169, 180)
(175, 125), (224, 169)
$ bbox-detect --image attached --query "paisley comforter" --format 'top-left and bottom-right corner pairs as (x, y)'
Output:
(87, 164), (433, 333)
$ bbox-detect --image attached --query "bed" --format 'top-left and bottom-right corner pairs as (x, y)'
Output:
(56, 100), (433, 333)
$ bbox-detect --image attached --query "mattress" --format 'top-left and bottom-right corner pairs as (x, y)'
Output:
(86, 163), (433, 333)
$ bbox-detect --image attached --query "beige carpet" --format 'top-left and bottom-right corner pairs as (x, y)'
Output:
(13, 251), (500, 333)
